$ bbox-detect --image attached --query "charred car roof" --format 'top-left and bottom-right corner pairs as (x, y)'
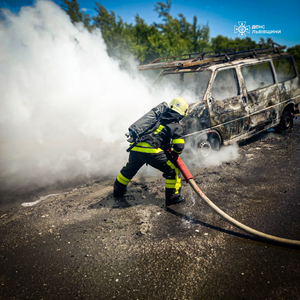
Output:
(138, 42), (287, 73)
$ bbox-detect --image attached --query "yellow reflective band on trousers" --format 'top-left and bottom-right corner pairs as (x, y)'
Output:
(165, 178), (181, 191)
(172, 139), (185, 144)
(166, 160), (181, 194)
(131, 142), (163, 153)
(154, 125), (164, 134)
(117, 172), (131, 186)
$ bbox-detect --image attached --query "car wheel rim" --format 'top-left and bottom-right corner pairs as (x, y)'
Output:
(198, 140), (212, 157)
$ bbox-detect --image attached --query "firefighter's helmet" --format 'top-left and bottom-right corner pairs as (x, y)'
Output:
(169, 97), (189, 116)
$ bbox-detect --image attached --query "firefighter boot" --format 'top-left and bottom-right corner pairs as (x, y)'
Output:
(113, 180), (127, 198)
(165, 188), (185, 206)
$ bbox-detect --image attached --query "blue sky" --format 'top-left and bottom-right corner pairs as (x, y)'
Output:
(1, 0), (300, 48)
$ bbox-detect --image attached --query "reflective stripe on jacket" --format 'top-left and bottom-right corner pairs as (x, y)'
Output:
(131, 142), (163, 153)
(130, 109), (185, 154)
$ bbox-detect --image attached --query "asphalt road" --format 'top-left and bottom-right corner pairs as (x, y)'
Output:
(0, 119), (300, 300)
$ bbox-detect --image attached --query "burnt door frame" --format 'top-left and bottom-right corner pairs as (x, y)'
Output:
(206, 66), (248, 141)
(239, 60), (280, 132)
(272, 56), (299, 114)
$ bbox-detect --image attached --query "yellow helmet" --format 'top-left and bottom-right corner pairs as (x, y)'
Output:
(169, 97), (189, 116)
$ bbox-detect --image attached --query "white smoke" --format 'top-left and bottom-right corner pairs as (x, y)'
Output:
(241, 62), (275, 92)
(0, 0), (239, 191)
(182, 143), (239, 170)
(0, 0), (167, 190)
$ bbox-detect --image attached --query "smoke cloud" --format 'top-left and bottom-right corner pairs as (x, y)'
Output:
(182, 143), (239, 170)
(0, 0), (239, 192)
(0, 0), (164, 190)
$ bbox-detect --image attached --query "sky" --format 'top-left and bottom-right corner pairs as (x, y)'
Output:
(1, 0), (300, 48)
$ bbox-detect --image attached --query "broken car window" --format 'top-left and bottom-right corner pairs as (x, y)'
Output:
(183, 71), (212, 100)
(211, 68), (239, 100)
(241, 61), (275, 92)
(159, 70), (212, 101)
(273, 57), (296, 83)
(159, 73), (182, 87)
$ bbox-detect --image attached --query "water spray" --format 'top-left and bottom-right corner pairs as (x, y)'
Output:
(175, 154), (300, 247)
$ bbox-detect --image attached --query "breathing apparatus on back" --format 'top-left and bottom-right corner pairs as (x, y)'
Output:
(125, 98), (189, 152)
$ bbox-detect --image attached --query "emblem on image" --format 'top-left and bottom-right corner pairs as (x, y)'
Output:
(234, 21), (250, 37)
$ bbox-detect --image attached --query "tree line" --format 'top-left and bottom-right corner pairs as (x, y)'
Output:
(62, 0), (299, 70)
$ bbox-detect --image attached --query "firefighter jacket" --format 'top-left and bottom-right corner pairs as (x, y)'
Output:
(130, 109), (185, 154)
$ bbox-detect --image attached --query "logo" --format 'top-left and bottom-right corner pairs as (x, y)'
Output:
(234, 21), (250, 37)
(176, 102), (180, 107)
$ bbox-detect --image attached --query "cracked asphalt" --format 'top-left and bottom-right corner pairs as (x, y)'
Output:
(0, 119), (300, 300)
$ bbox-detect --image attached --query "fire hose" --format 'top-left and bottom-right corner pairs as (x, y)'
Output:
(175, 155), (300, 247)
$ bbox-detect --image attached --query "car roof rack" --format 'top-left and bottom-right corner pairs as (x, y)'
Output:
(138, 42), (286, 71)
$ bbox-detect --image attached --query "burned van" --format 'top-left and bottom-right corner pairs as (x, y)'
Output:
(139, 43), (300, 154)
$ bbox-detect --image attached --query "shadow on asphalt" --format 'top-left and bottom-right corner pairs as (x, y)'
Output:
(88, 192), (299, 249)
(88, 188), (300, 250)
(166, 207), (300, 250)
(166, 206), (258, 241)
(88, 191), (164, 210)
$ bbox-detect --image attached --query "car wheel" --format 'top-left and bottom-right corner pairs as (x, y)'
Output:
(197, 136), (220, 157)
(275, 110), (293, 133)
(198, 140), (212, 157)
(209, 135), (221, 151)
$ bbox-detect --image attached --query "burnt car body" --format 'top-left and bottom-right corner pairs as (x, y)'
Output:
(139, 44), (300, 153)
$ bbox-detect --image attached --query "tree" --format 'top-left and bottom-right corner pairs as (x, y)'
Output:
(211, 35), (256, 51)
(91, 0), (212, 63)
(154, 0), (172, 20)
(131, 14), (168, 62)
(154, 1), (211, 56)
(92, 2), (142, 65)
(259, 38), (265, 44)
(63, 0), (269, 67)
(61, 0), (93, 31)
(287, 45), (300, 72)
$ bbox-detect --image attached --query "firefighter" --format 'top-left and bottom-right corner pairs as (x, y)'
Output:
(113, 97), (189, 206)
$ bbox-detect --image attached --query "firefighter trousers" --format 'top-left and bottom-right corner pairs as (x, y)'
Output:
(114, 151), (181, 201)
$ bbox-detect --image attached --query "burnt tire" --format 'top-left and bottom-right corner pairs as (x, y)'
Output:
(209, 135), (221, 151)
(275, 110), (293, 133)
(197, 136), (221, 157)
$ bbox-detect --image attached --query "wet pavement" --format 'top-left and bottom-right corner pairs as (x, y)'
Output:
(0, 119), (300, 300)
